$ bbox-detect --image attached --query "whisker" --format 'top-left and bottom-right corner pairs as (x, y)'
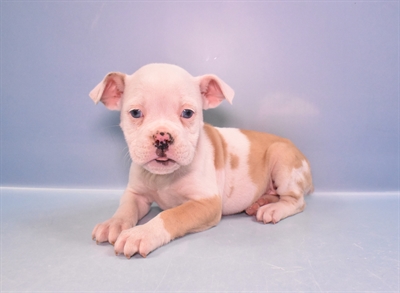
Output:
(122, 147), (131, 167)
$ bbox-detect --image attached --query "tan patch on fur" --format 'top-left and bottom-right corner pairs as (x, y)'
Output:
(240, 129), (287, 196)
(229, 153), (239, 169)
(204, 124), (228, 170)
(160, 196), (222, 240)
(240, 129), (314, 202)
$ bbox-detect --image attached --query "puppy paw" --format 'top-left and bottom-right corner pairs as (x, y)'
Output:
(114, 217), (171, 259)
(92, 218), (134, 245)
(255, 202), (286, 224)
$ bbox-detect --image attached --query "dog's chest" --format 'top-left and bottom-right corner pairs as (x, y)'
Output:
(133, 172), (189, 210)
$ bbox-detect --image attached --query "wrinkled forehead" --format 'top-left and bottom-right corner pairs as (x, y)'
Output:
(124, 65), (201, 106)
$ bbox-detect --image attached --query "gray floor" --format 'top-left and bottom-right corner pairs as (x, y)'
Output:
(1, 188), (399, 292)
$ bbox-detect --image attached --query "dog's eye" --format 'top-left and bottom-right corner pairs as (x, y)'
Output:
(181, 109), (194, 119)
(130, 109), (143, 118)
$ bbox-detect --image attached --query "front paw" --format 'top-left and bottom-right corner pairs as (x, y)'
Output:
(92, 217), (134, 245)
(114, 217), (171, 258)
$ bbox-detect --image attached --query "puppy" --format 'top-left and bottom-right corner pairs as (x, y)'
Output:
(90, 64), (313, 258)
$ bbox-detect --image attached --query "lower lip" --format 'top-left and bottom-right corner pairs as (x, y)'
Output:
(155, 159), (174, 165)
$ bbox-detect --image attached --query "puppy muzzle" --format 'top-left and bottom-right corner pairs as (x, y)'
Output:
(153, 131), (174, 157)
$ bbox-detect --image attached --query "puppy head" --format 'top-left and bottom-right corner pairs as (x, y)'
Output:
(89, 63), (234, 175)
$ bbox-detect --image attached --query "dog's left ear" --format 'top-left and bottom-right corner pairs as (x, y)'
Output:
(89, 72), (126, 111)
(196, 74), (235, 110)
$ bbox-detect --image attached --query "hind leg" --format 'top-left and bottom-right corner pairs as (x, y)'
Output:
(256, 159), (311, 224)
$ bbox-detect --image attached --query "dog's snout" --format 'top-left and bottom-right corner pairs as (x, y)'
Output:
(153, 131), (174, 154)
(153, 132), (174, 146)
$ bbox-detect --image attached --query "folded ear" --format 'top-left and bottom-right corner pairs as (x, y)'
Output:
(89, 72), (126, 111)
(196, 74), (235, 110)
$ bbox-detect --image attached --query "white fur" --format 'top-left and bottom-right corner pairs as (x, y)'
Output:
(215, 127), (259, 215)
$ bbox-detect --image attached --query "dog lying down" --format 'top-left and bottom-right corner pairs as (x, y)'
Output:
(90, 63), (313, 258)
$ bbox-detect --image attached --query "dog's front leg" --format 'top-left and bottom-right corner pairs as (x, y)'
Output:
(92, 188), (151, 245)
(114, 196), (222, 258)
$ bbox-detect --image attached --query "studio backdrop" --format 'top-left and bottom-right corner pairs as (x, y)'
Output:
(1, 1), (398, 192)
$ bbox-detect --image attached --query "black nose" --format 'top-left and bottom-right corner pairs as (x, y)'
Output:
(153, 131), (174, 155)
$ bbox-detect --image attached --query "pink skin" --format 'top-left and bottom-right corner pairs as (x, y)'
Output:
(153, 131), (174, 159)
(245, 194), (280, 216)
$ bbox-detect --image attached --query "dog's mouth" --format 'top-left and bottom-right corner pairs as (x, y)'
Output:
(141, 152), (184, 175)
(154, 157), (175, 166)
(143, 156), (180, 174)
